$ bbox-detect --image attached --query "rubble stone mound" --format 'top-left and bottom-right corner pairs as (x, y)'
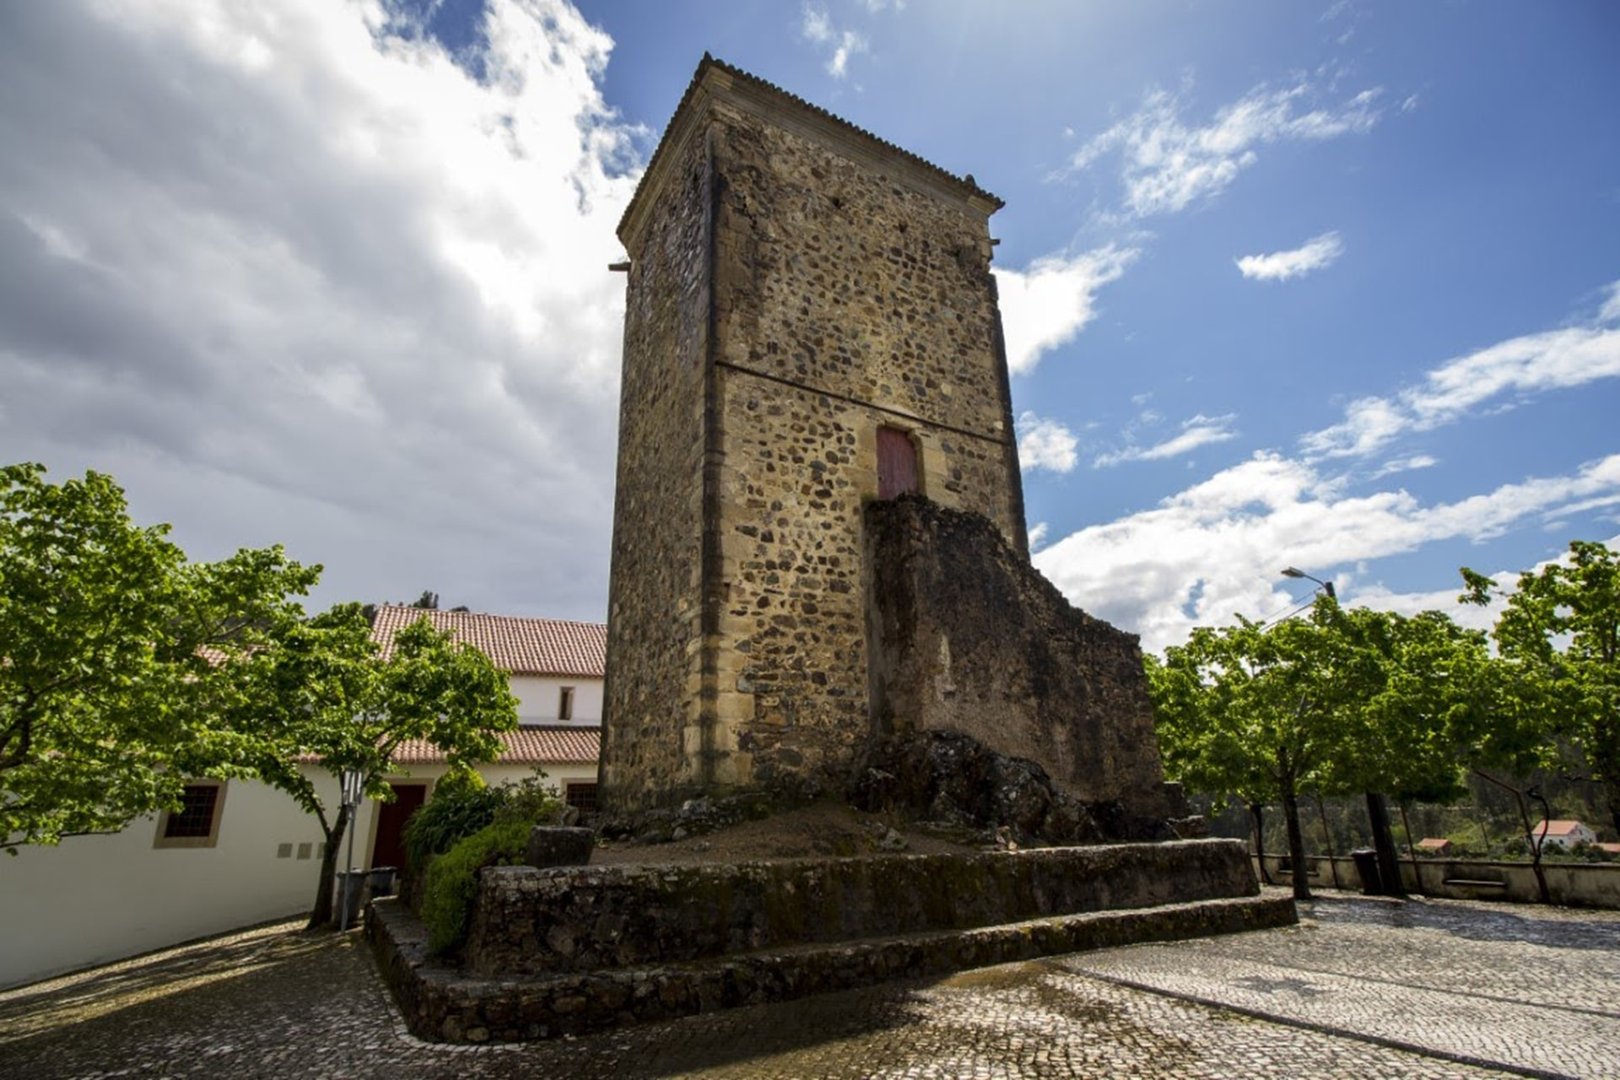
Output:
(849, 730), (1175, 845)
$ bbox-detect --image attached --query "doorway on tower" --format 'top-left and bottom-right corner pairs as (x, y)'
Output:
(876, 426), (919, 500)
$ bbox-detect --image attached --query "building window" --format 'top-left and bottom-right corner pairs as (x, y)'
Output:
(558, 685), (575, 722)
(153, 781), (227, 849)
(877, 426), (920, 499)
(565, 782), (598, 812)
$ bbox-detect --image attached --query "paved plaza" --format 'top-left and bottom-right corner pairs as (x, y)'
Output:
(2, 891), (1617, 1079)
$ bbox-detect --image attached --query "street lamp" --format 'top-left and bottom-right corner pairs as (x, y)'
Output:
(1280, 566), (1336, 599)
(338, 768), (364, 932)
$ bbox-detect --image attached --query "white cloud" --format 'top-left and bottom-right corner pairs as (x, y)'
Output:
(1066, 80), (1382, 217)
(0, 0), (638, 618)
(1600, 281), (1620, 324)
(1027, 521), (1049, 551)
(799, 4), (866, 79)
(1033, 452), (1620, 653)
(1235, 231), (1344, 281)
(993, 245), (1136, 375)
(1303, 294), (1620, 459)
(1016, 413), (1079, 473)
(1094, 413), (1237, 468)
(1369, 454), (1438, 480)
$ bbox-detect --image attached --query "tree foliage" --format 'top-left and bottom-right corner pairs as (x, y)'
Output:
(1, 463), (318, 849)
(1464, 539), (1620, 834)
(1149, 597), (1497, 898)
(230, 605), (518, 925)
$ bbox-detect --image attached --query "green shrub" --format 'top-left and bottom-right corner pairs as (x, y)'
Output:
(402, 780), (505, 873)
(419, 819), (532, 954)
(493, 768), (565, 828)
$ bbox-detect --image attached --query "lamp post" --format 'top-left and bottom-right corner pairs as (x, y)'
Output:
(1281, 566), (1336, 600)
(1278, 566), (1404, 898)
(338, 768), (364, 931)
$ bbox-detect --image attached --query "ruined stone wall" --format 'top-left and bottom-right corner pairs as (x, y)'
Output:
(864, 495), (1176, 818)
(699, 100), (1026, 796)
(599, 129), (712, 811)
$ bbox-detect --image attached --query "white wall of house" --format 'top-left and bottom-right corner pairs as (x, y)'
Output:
(0, 758), (599, 989)
(510, 674), (603, 724)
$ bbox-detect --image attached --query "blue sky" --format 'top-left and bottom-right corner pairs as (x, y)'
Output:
(1, 1), (1616, 650)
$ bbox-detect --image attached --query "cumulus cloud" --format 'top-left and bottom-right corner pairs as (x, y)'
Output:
(1066, 81), (1382, 217)
(1235, 231), (1344, 281)
(1094, 414), (1237, 468)
(1302, 292), (1620, 459)
(1016, 413), (1079, 474)
(800, 4), (867, 79)
(993, 245), (1136, 375)
(0, 0), (639, 618)
(1033, 452), (1620, 653)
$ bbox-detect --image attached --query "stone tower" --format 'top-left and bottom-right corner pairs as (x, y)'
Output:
(601, 56), (1029, 812)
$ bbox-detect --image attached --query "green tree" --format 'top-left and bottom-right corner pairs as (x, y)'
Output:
(1150, 600), (1352, 900)
(232, 605), (518, 926)
(1464, 540), (1620, 836)
(1, 463), (318, 850)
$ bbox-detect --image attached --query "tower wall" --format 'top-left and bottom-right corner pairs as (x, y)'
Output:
(603, 60), (1028, 811)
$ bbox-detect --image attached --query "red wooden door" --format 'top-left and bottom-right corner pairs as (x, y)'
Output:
(370, 782), (426, 870)
(877, 427), (918, 499)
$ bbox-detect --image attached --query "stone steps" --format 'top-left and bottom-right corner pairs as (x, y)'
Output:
(368, 891), (1296, 1043)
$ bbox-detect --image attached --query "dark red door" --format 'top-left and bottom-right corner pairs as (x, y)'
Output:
(877, 427), (918, 499)
(371, 782), (427, 870)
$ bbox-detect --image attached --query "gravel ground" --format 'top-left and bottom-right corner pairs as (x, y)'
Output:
(2, 891), (1616, 1079)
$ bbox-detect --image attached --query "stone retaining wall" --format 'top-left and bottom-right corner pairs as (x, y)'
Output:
(369, 892), (1295, 1043)
(1260, 853), (1620, 907)
(464, 839), (1255, 976)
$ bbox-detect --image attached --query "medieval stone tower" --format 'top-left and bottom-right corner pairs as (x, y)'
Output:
(600, 56), (1031, 812)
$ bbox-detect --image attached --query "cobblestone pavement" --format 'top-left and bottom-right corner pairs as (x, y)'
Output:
(2, 892), (1615, 1079)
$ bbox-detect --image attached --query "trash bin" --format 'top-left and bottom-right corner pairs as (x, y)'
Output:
(1351, 848), (1383, 895)
(367, 865), (397, 899)
(335, 870), (368, 927)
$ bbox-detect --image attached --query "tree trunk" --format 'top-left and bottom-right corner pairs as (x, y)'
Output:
(1398, 800), (1424, 897)
(1518, 788), (1552, 906)
(307, 803), (350, 929)
(1250, 802), (1273, 885)
(1365, 792), (1406, 898)
(1314, 792), (1341, 890)
(1281, 776), (1312, 901)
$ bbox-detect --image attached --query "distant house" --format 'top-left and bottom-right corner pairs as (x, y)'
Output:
(1531, 820), (1598, 851)
(1415, 837), (1454, 856)
(0, 606), (605, 990)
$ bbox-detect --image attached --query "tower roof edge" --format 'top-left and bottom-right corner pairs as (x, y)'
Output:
(616, 54), (1003, 249)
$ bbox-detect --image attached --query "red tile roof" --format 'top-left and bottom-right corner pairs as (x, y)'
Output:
(369, 605), (605, 678)
(389, 726), (600, 766)
(1538, 820), (1590, 836)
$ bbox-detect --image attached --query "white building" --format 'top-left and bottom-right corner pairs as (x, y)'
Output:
(1532, 819), (1598, 851)
(0, 606), (605, 990)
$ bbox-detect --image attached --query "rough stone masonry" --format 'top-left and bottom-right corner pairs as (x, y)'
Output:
(601, 56), (1175, 822)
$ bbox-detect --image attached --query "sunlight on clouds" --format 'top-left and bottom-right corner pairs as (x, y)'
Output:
(994, 245), (1136, 375)
(0, 0), (638, 617)
(1065, 80), (1382, 217)
(1235, 231), (1343, 281)
(799, 4), (867, 79)
(1303, 295), (1620, 459)
(1094, 414), (1236, 468)
(1016, 413), (1079, 473)
(1033, 452), (1620, 653)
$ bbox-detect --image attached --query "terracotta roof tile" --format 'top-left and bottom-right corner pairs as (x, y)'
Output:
(1538, 820), (1589, 836)
(369, 605), (605, 678)
(389, 726), (600, 767)
(620, 53), (1002, 240)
